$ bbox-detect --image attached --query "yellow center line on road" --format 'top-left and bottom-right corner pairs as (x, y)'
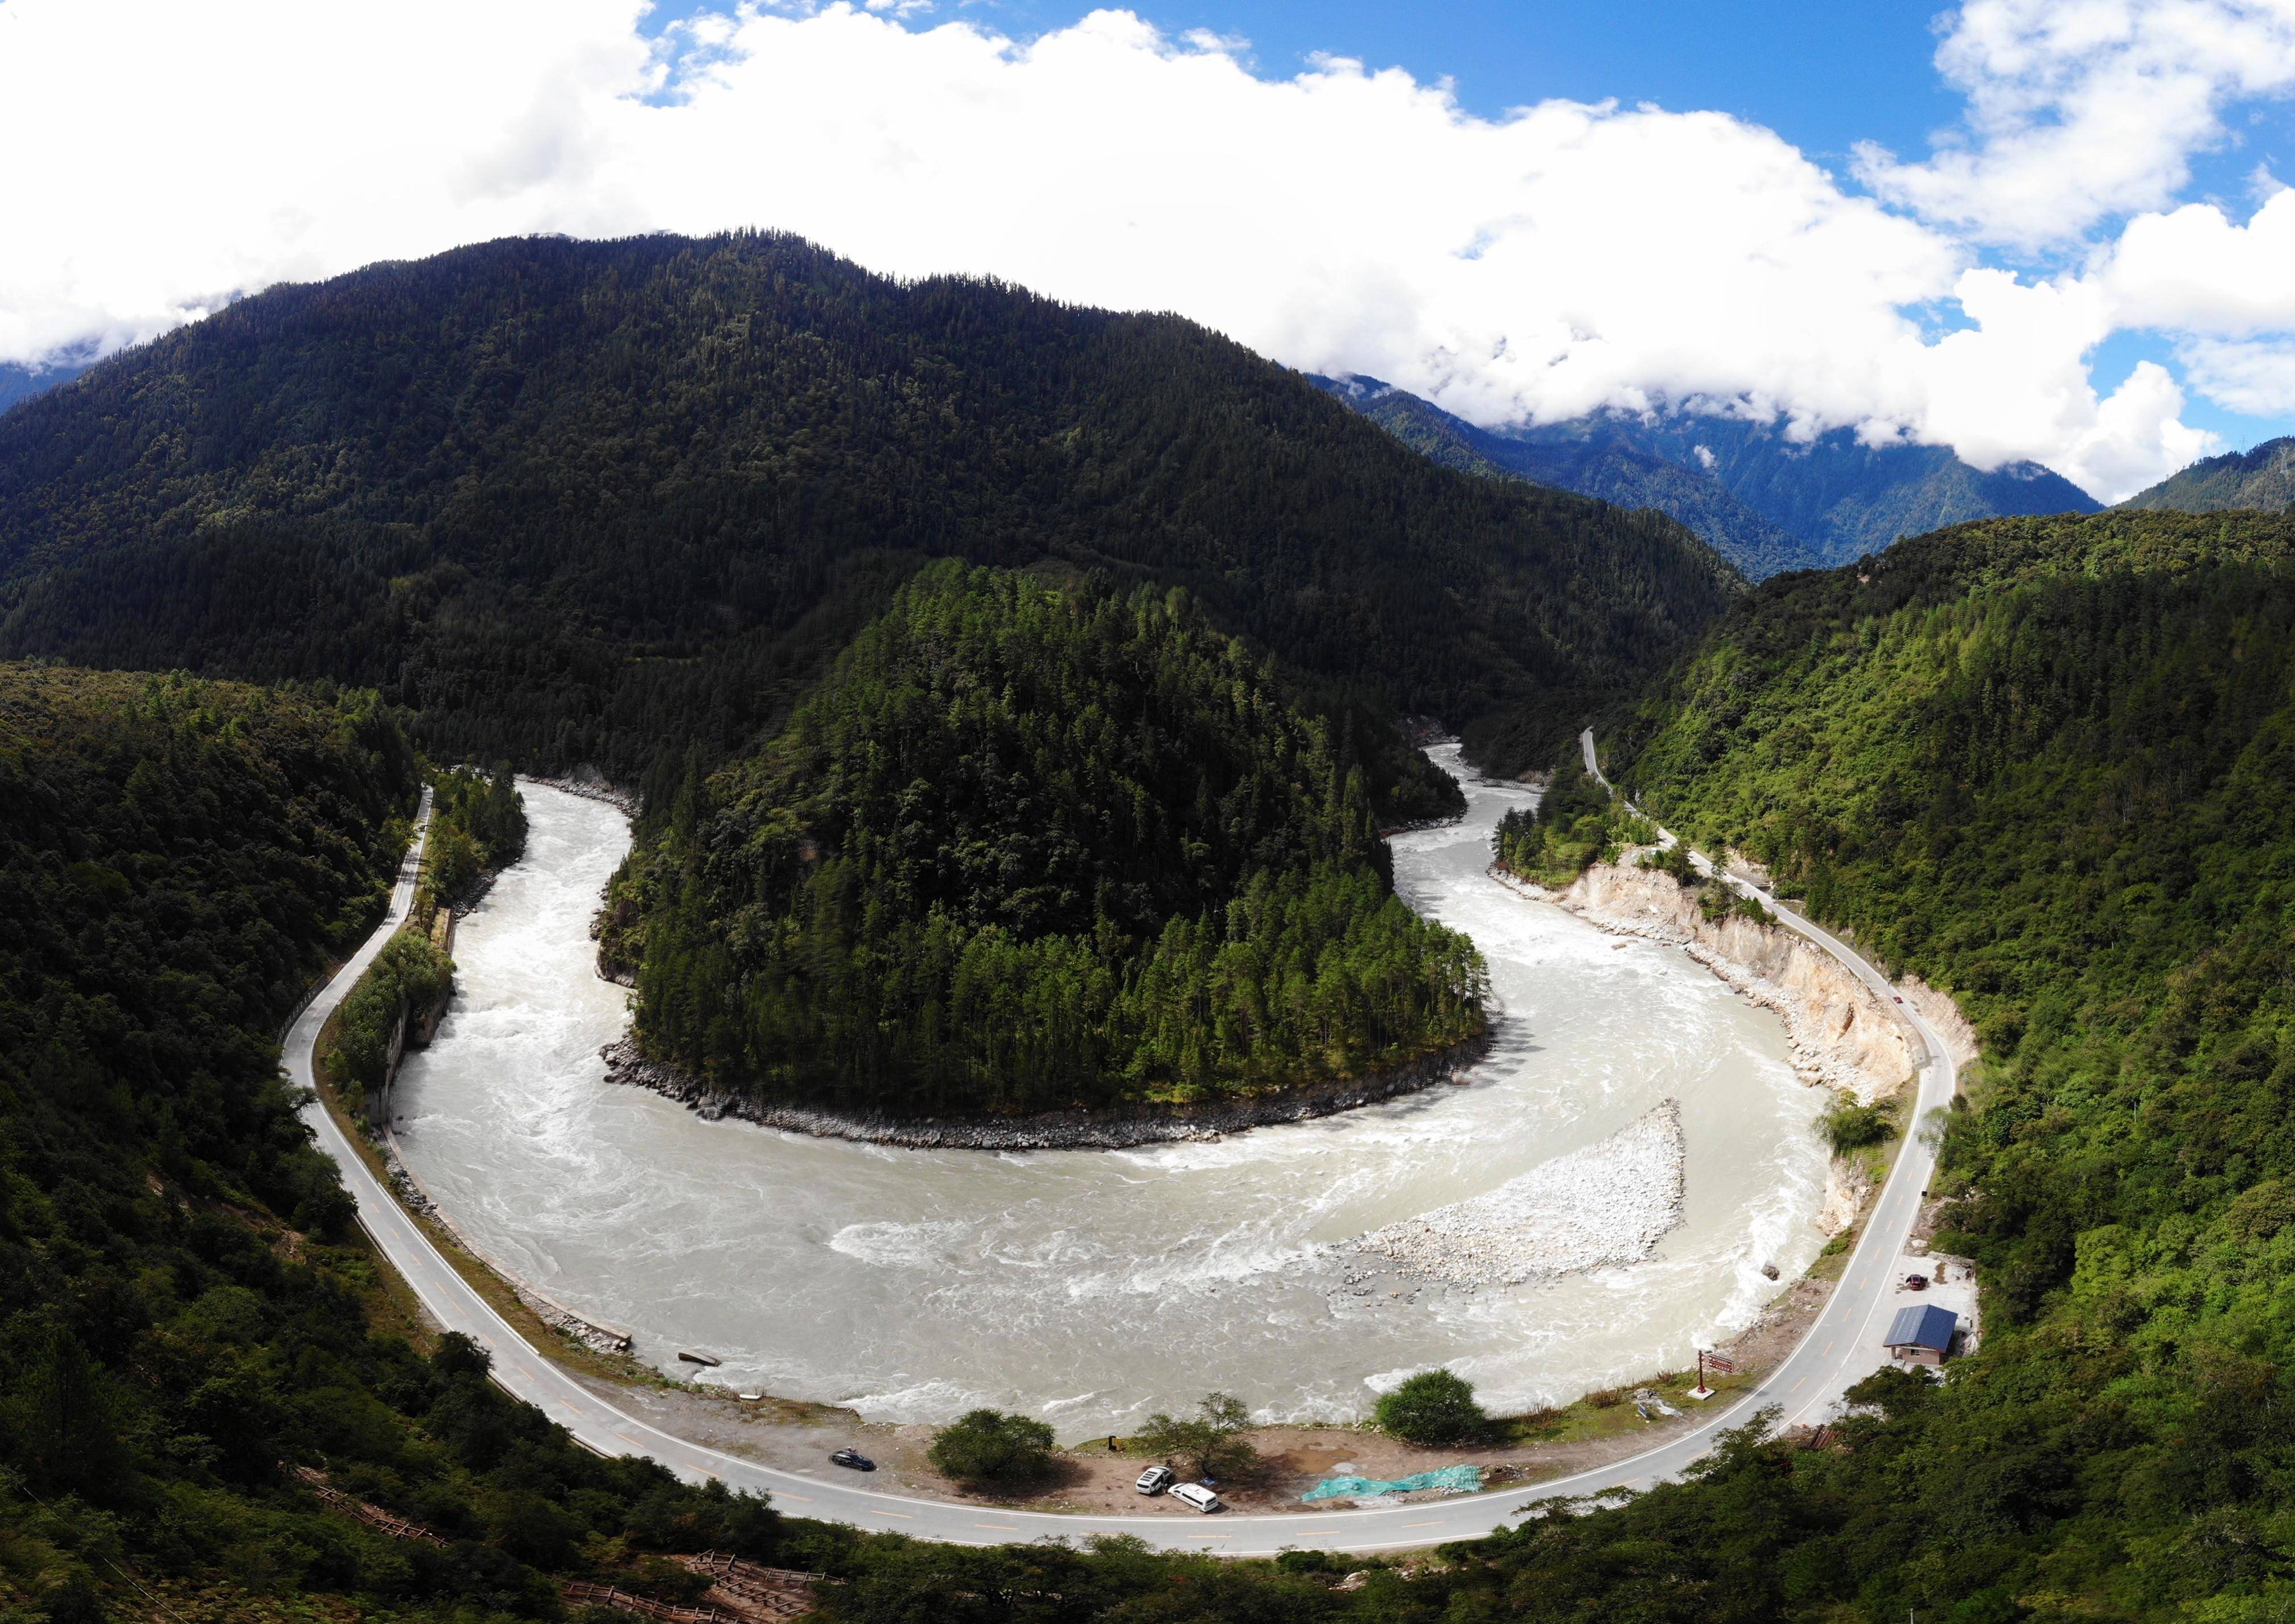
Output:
(1402, 1520), (1443, 1528)
(875, 1511), (914, 1520)
(776, 1495), (812, 1503)
(974, 1523), (1021, 1532)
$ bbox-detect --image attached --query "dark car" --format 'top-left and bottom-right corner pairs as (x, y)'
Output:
(830, 1448), (876, 1471)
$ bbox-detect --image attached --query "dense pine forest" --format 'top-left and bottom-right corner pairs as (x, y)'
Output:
(0, 664), (797, 1619)
(0, 232), (1739, 788)
(620, 562), (1487, 1117)
(1572, 509), (2295, 1618)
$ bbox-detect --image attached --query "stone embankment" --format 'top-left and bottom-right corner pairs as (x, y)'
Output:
(1355, 1100), (1685, 1286)
(379, 1134), (634, 1355)
(526, 770), (641, 816)
(597, 1033), (1492, 1152)
(1499, 858), (1912, 1105)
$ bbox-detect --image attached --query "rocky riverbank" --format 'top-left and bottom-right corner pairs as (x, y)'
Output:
(524, 770), (641, 816)
(1355, 1100), (1686, 1286)
(1496, 858), (1914, 1105)
(596, 1033), (1494, 1151)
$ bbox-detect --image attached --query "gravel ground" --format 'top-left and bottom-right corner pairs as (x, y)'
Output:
(1353, 1101), (1686, 1287)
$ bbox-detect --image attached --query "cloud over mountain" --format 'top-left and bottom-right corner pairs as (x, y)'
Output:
(2, 0), (2290, 498)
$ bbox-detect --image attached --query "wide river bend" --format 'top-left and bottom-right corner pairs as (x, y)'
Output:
(393, 747), (1829, 1436)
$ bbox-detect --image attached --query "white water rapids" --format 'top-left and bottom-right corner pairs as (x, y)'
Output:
(391, 746), (1829, 1435)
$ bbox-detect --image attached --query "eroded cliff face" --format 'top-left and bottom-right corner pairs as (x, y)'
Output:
(1903, 974), (1981, 1068)
(1522, 858), (1914, 1105)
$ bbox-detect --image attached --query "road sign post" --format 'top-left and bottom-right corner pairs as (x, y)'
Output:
(1689, 1348), (1735, 1401)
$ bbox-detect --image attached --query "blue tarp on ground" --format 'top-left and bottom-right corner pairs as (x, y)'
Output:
(1301, 1465), (1482, 1502)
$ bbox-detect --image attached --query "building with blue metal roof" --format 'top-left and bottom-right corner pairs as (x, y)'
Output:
(1884, 1303), (1958, 1365)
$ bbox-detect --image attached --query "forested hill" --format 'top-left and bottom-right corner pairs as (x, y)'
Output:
(2121, 435), (2295, 512)
(1581, 509), (2295, 1615)
(0, 664), (789, 1617)
(0, 231), (1739, 787)
(617, 562), (1487, 1119)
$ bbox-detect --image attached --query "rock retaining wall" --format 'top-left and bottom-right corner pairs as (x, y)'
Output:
(1502, 858), (1913, 1104)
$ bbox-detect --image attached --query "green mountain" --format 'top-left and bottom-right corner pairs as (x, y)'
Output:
(1314, 373), (1815, 580)
(1580, 508), (2295, 1617)
(2121, 435), (2295, 512)
(619, 562), (1486, 1119)
(0, 233), (1738, 787)
(0, 664), (783, 1619)
(1315, 372), (2102, 574)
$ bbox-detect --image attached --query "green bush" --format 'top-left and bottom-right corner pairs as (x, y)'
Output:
(1819, 1100), (1898, 1156)
(927, 1409), (1058, 1485)
(1134, 1393), (1257, 1481)
(325, 931), (454, 1110)
(1375, 1370), (1487, 1445)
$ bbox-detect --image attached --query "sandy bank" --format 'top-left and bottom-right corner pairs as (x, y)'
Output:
(597, 1033), (1493, 1152)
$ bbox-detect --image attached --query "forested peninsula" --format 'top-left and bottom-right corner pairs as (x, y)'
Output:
(610, 562), (1488, 1124)
(0, 231), (1739, 789)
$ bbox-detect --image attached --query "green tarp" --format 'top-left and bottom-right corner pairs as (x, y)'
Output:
(1301, 1465), (1482, 1502)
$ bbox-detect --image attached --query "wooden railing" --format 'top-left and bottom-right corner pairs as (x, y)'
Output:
(678, 1552), (828, 1619)
(289, 1466), (448, 1547)
(562, 1580), (742, 1622)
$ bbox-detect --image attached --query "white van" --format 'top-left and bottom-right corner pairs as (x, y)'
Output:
(1134, 1465), (1175, 1496)
(1170, 1482), (1223, 1514)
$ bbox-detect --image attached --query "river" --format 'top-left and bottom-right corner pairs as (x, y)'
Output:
(390, 747), (1829, 1436)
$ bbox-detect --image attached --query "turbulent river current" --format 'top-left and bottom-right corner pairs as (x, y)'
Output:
(392, 747), (1829, 1436)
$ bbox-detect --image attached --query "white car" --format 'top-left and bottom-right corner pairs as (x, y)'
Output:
(1169, 1482), (1224, 1514)
(1134, 1465), (1175, 1496)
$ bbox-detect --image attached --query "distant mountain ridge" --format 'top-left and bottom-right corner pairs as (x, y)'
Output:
(1314, 373), (2102, 578)
(2121, 436), (2295, 512)
(1311, 375), (1810, 581)
(0, 360), (88, 417)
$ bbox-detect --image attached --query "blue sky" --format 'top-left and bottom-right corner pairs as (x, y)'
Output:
(627, 0), (2295, 459)
(8, 0), (2295, 492)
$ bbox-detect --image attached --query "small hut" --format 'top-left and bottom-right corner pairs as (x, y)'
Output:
(1883, 1303), (1957, 1366)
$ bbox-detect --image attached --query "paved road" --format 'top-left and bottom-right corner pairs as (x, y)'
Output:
(294, 758), (1955, 1555)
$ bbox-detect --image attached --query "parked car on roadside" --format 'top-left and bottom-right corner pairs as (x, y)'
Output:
(1135, 1465), (1176, 1495)
(830, 1448), (875, 1471)
(1170, 1482), (1223, 1513)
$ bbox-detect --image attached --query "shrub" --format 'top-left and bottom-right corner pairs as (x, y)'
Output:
(927, 1408), (1058, 1485)
(1134, 1392), (1257, 1480)
(1375, 1370), (1487, 1445)
(1821, 1100), (1899, 1155)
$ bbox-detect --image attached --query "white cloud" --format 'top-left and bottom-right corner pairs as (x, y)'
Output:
(2101, 188), (2295, 335)
(1856, 0), (2295, 247)
(2178, 337), (2295, 414)
(1, 0), (2288, 500)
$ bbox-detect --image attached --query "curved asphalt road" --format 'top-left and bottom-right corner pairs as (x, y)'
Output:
(295, 753), (1955, 1555)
